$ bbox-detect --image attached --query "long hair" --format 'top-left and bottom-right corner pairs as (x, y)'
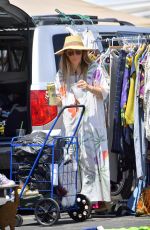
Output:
(59, 50), (92, 82)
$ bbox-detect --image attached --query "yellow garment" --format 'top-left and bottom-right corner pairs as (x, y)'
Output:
(125, 45), (146, 125)
(125, 68), (136, 125)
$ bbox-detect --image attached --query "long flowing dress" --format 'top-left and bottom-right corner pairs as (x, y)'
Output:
(55, 61), (111, 202)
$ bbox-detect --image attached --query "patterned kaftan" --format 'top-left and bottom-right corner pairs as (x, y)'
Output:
(55, 62), (111, 202)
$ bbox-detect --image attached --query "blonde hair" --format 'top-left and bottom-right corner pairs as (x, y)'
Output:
(59, 50), (92, 82)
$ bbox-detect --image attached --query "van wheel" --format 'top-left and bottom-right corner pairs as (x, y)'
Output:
(15, 214), (23, 227)
(116, 206), (130, 216)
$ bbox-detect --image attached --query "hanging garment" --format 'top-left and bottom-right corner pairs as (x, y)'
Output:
(111, 50), (127, 154)
(120, 53), (132, 126)
(124, 55), (136, 125)
(136, 186), (150, 216)
(55, 61), (111, 202)
(125, 45), (146, 125)
(66, 26), (103, 52)
(144, 51), (150, 141)
(108, 50), (120, 182)
(99, 51), (110, 82)
(127, 179), (145, 213)
(134, 51), (148, 179)
(82, 30), (103, 51)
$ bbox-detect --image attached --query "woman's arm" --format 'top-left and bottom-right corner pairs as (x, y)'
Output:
(77, 80), (103, 99)
(86, 84), (103, 99)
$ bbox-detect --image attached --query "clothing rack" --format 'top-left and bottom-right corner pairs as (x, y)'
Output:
(95, 35), (150, 45)
(92, 35), (150, 52)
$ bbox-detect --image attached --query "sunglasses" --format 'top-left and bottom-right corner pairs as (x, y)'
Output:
(66, 50), (82, 56)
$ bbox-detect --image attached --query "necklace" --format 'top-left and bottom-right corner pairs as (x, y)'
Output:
(74, 71), (82, 83)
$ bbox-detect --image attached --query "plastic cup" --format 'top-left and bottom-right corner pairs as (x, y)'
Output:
(16, 129), (26, 136)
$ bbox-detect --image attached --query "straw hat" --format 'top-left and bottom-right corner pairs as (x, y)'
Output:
(55, 35), (91, 55)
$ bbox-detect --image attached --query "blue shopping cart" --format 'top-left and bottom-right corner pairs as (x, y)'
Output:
(10, 105), (91, 226)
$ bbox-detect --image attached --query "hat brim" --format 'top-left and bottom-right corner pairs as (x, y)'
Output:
(55, 46), (92, 55)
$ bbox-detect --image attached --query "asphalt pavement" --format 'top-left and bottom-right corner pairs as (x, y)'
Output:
(8, 213), (150, 230)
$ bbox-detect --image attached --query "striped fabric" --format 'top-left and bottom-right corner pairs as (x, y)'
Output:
(144, 51), (150, 141)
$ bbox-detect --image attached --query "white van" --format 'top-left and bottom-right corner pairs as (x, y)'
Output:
(0, 0), (150, 199)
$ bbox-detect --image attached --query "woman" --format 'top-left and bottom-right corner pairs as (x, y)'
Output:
(54, 35), (111, 205)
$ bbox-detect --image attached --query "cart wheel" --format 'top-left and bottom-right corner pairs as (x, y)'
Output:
(15, 214), (23, 227)
(68, 194), (91, 222)
(34, 198), (60, 226)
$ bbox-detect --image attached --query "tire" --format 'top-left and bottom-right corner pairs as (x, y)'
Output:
(15, 214), (23, 227)
(111, 168), (136, 199)
(34, 198), (60, 226)
(68, 194), (91, 222)
(116, 205), (130, 216)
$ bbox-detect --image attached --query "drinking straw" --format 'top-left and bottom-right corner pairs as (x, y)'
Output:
(19, 121), (23, 136)
(20, 121), (23, 129)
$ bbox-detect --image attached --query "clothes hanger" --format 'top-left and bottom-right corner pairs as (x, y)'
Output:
(108, 37), (123, 50)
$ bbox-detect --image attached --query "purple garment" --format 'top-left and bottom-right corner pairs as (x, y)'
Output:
(93, 68), (101, 83)
(120, 68), (130, 109)
(120, 54), (133, 110)
(86, 62), (101, 85)
(120, 54), (132, 126)
(139, 66), (144, 99)
(139, 53), (148, 101)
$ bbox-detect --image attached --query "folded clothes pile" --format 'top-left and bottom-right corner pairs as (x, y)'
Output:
(17, 187), (39, 197)
(11, 185), (39, 198)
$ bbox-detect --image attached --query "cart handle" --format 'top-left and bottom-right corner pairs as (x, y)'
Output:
(52, 104), (85, 153)
(47, 104), (85, 137)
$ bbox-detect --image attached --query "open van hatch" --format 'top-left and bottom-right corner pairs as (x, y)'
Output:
(0, 0), (35, 169)
(0, 0), (34, 29)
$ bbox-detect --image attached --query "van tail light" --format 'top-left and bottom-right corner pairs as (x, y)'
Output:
(30, 90), (57, 126)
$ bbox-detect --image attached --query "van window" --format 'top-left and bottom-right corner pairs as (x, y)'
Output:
(53, 33), (69, 72)
(0, 46), (27, 72)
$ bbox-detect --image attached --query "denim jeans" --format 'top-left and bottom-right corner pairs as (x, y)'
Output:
(111, 50), (127, 154)
(127, 179), (145, 212)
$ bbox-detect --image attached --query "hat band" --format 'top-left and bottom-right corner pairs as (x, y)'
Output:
(64, 41), (84, 48)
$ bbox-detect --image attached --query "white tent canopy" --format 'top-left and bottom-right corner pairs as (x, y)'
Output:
(10, 0), (150, 26)
(85, 0), (150, 18)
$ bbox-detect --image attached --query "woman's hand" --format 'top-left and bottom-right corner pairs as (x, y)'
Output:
(77, 80), (103, 99)
(45, 91), (62, 106)
(77, 80), (89, 90)
(77, 79), (93, 92)
(55, 95), (62, 106)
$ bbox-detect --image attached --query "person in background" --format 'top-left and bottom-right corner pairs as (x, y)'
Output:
(50, 35), (111, 210)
